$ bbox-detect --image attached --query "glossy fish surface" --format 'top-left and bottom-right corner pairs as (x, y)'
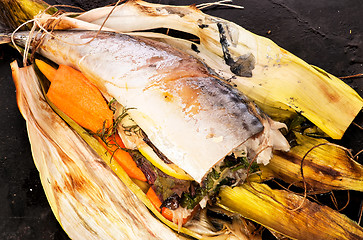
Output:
(14, 30), (284, 182)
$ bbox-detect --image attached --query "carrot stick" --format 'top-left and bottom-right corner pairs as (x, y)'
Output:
(99, 133), (147, 182)
(146, 187), (162, 212)
(161, 207), (173, 220)
(36, 59), (113, 133)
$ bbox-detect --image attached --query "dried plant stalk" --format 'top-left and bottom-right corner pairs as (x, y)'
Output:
(218, 183), (363, 240)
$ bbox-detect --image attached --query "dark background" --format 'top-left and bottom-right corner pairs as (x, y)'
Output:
(0, 0), (362, 239)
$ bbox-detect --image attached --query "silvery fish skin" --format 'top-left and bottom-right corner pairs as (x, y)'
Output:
(15, 30), (281, 182)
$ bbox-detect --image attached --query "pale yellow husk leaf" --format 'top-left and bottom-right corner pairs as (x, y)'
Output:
(218, 183), (363, 240)
(250, 132), (363, 192)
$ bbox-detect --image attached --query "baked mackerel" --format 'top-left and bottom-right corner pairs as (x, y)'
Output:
(12, 30), (289, 182)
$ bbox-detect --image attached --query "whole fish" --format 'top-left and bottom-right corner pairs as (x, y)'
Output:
(11, 30), (289, 182)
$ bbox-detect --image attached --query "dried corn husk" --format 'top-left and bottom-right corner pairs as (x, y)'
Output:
(249, 133), (363, 192)
(218, 183), (363, 240)
(0, 0), (55, 30)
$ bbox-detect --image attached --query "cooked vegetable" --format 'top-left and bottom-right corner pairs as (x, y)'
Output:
(147, 187), (189, 224)
(36, 59), (114, 133)
(161, 206), (189, 226)
(99, 133), (147, 181)
(138, 145), (193, 180)
(35, 59), (56, 80)
(147, 187), (162, 212)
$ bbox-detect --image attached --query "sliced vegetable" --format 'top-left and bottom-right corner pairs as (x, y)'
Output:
(35, 59), (57, 82)
(161, 208), (180, 224)
(161, 207), (193, 227)
(36, 59), (114, 133)
(147, 187), (162, 212)
(99, 133), (147, 182)
(139, 145), (193, 181)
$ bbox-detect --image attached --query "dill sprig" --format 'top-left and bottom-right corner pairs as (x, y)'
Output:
(89, 100), (139, 163)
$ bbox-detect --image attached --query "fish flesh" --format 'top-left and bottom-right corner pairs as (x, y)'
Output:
(13, 30), (289, 182)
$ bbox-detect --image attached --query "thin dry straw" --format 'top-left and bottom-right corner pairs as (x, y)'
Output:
(10, 0), (125, 62)
(10, 19), (37, 65)
(197, 0), (244, 10)
(339, 73), (363, 79)
(10, 3), (87, 64)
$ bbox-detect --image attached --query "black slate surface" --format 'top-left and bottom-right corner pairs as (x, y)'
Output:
(0, 0), (362, 239)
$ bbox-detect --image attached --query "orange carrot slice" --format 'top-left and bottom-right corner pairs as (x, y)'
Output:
(161, 207), (173, 220)
(100, 133), (147, 182)
(161, 207), (189, 225)
(37, 59), (113, 133)
(146, 187), (162, 212)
